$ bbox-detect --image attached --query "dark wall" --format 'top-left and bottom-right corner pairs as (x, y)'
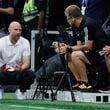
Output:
(48, 0), (80, 30)
(102, 0), (110, 20)
(14, 0), (26, 23)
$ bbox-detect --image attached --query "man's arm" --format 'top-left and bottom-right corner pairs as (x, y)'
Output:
(0, 64), (8, 72)
(71, 40), (93, 51)
(13, 55), (30, 72)
(21, 55), (30, 71)
(37, 11), (45, 29)
(37, 0), (48, 29)
(0, 7), (14, 15)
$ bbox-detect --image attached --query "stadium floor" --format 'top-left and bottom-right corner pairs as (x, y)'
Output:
(0, 93), (110, 110)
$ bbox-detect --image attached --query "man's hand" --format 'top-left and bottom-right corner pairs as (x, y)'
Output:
(103, 45), (110, 55)
(0, 64), (7, 72)
(51, 41), (66, 49)
(13, 60), (22, 71)
(55, 45), (70, 54)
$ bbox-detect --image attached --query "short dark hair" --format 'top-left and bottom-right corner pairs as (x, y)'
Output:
(64, 5), (82, 18)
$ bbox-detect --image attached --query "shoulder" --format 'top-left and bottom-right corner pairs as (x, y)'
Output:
(84, 17), (97, 25)
(19, 37), (30, 45)
(0, 36), (8, 42)
(0, 36), (9, 48)
(84, 17), (99, 29)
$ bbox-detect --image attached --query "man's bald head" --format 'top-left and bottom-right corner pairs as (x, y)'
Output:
(9, 21), (22, 29)
(8, 21), (22, 33)
(8, 21), (22, 43)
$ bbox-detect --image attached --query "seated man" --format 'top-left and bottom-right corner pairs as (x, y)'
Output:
(0, 21), (35, 100)
(63, 4), (108, 90)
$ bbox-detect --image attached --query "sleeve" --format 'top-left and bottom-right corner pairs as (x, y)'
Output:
(23, 40), (30, 56)
(85, 24), (96, 40)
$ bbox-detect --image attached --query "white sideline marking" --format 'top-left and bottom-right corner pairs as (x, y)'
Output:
(0, 104), (66, 110)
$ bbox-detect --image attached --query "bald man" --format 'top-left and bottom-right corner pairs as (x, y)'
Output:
(0, 21), (35, 100)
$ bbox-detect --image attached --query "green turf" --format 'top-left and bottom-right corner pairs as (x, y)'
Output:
(1, 93), (110, 110)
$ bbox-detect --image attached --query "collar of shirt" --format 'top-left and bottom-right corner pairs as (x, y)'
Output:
(7, 36), (21, 46)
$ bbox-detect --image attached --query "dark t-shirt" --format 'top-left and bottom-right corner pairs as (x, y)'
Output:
(76, 17), (109, 65)
(76, 16), (107, 65)
(77, 16), (107, 52)
(0, 0), (14, 29)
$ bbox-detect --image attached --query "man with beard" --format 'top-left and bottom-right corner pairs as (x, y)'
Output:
(0, 21), (35, 100)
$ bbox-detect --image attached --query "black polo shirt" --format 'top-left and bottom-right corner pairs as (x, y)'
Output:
(77, 16), (107, 65)
(77, 16), (107, 52)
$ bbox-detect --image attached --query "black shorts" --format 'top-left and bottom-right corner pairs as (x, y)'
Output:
(82, 50), (105, 66)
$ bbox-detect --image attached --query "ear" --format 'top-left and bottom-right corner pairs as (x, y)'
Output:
(8, 28), (10, 33)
